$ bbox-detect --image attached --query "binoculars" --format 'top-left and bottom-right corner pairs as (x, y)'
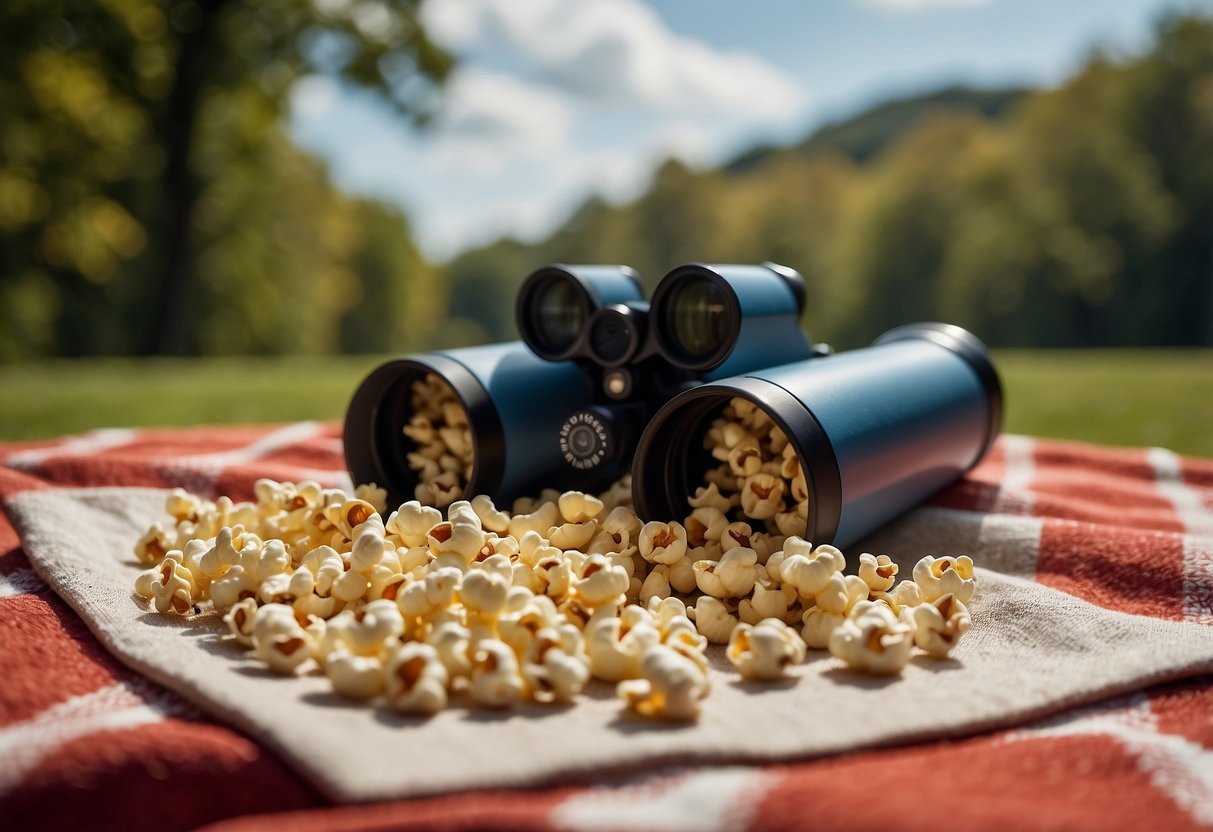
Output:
(344, 262), (1002, 549)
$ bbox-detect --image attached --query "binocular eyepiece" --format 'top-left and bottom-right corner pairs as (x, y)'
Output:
(345, 262), (1002, 549)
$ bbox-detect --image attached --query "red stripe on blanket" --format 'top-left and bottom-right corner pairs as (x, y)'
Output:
(5, 717), (318, 832)
(1035, 518), (1186, 619)
(0, 592), (128, 725)
(0, 468), (53, 501)
(754, 734), (1202, 832)
(16, 457), (182, 490)
(1029, 446), (1184, 532)
(198, 785), (570, 832)
(1148, 676), (1213, 747)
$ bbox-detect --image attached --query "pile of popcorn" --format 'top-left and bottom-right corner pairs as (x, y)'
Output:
(132, 397), (976, 721)
(402, 374), (474, 508)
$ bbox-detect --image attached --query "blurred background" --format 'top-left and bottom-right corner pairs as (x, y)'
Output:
(1, 0), (1210, 454)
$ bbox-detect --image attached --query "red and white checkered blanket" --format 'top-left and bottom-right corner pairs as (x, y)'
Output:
(2, 424), (1212, 831)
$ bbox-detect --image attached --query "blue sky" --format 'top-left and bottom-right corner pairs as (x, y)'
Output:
(290, 0), (1213, 260)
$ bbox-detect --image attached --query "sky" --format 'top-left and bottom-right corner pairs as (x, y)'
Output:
(290, 0), (1213, 261)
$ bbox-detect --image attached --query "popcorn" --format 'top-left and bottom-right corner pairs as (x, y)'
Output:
(332, 568), (370, 604)
(727, 436), (764, 478)
(385, 642), (449, 715)
(134, 524), (173, 565)
(586, 614), (660, 681)
(398, 567), (461, 621)
(403, 375), (474, 509)
(330, 600), (404, 656)
(327, 498), (380, 541)
(293, 591), (338, 621)
(427, 519), (486, 563)
(424, 621), (472, 678)
(573, 555), (630, 607)
(828, 603), (914, 674)
(684, 506), (728, 548)
(252, 603), (314, 675)
(150, 558), (195, 615)
(688, 596), (738, 645)
(417, 471), (463, 510)
(639, 568), (671, 604)
(257, 572), (294, 605)
(687, 483), (735, 515)
(715, 547), (759, 597)
(912, 555), (977, 604)
(523, 627), (590, 703)
(508, 501), (559, 540)
(459, 570), (510, 624)
(719, 521), (754, 553)
(801, 607), (846, 650)
(354, 483), (389, 514)
(549, 520), (598, 551)
(470, 495), (511, 534)
(858, 553), (898, 594)
(469, 639), (524, 707)
(740, 473), (784, 520)
(666, 555), (697, 594)
(617, 645), (710, 721)
(779, 544), (845, 597)
(496, 594), (558, 656)
(198, 527), (244, 579)
(386, 502), (443, 548)
(911, 593), (971, 658)
(727, 618), (806, 681)
(813, 573), (868, 616)
(638, 521), (688, 565)
(326, 649), (386, 700)
(132, 471), (982, 718)
(660, 616), (710, 676)
(301, 545), (345, 597)
(740, 580), (795, 624)
(558, 491), (604, 524)
(209, 565), (257, 613)
(223, 596), (259, 646)
(350, 529), (388, 573)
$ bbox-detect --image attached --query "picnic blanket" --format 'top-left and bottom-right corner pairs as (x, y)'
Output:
(2, 424), (1212, 830)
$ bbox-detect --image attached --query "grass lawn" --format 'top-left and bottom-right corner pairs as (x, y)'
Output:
(0, 350), (1210, 457)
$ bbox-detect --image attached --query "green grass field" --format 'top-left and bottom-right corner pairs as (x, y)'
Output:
(1, 350), (1210, 457)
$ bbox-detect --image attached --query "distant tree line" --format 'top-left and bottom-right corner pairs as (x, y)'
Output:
(447, 14), (1213, 351)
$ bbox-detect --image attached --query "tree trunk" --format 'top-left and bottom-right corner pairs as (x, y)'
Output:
(145, 4), (223, 355)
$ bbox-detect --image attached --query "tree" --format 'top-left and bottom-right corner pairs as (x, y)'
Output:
(0, 0), (451, 357)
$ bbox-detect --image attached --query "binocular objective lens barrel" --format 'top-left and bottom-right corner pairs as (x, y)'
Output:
(664, 276), (731, 363)
(529, 275), (589, 358)
(516, 265), (645, 362)
(649, 263), (810, 374)
(632, 323), (1003, 550)
(345, 342), (597, 510)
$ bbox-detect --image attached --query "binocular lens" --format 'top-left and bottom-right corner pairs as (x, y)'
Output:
(529, 276), (588, 356)
(664, 276), (731, 362)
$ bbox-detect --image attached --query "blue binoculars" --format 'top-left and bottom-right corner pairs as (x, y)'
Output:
(344, 262), (1001, 548)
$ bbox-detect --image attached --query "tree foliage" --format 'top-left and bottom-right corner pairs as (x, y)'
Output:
(448, 14), (1213, 350)
(0, 0), (449, 360)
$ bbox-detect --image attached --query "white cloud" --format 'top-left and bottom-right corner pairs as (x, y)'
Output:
(855, 0), (992, 11)
(422, 0), (805, 118)
(295, 1), (813, 257)
(429, 68), (575, 175)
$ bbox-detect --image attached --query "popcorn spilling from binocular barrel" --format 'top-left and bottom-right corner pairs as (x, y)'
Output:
(132, 410), (979, 721)
(403, 374), (475, 508)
